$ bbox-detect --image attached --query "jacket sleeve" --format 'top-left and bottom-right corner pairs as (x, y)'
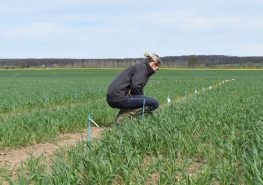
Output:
(130, 66), (146, 95)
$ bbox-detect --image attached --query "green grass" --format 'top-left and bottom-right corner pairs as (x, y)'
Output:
(1, 69), (263, 184)
(0, 69), (231, 148)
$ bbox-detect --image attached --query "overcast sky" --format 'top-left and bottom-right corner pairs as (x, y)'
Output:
(1, 0), (263, 58)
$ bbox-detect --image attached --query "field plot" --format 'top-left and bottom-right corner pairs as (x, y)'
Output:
(1, 69), (263, 184)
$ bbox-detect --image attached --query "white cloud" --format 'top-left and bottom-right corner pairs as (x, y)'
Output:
(6, 23), (59, 38)
(240, 43), (263, 55)
(1, 0), (263, 57)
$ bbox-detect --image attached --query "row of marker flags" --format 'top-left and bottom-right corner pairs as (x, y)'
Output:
(87, 78), (235, 143)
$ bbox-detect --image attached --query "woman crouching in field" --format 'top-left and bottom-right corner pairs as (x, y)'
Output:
(106, 52), (161, 124)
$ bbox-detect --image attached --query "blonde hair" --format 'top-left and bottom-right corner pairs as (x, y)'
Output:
(144, 52), (162, 65)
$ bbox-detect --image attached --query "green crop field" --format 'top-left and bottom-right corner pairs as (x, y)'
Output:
(1, 69), (263, 184)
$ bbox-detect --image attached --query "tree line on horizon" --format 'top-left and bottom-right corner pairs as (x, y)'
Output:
(0, 55), (263, 69)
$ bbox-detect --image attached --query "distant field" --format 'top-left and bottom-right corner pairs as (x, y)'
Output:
(1, 69), (263, 184)
(212, 62), (263, 68)
(0, 69), (224, 148)
(1, 67), (263, 71)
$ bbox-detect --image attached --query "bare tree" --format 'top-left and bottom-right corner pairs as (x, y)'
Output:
(187, 55), (198, 68)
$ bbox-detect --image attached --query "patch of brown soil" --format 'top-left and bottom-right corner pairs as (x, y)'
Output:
(0, 127), (104, 172)
(187, 159), (206, 177)
(146, 172), (160, 185)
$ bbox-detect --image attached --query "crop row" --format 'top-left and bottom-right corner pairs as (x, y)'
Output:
(2, 70), (263, 184)
(0, 70), (228, 148)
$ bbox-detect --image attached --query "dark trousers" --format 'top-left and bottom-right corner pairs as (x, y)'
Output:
(108, 95), (159, 111)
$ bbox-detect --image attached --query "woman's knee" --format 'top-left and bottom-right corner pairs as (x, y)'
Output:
(147, 98), (159, 110)
(153, 99), (159, 110)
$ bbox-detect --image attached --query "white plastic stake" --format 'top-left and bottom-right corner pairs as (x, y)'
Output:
(87, 113), (100, 143)
(167, 96), (171, 103)
(89, 118), (100, 127)
(194, 89), (198, 100)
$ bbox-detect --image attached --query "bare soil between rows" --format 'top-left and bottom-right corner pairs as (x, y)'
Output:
(0, 127), (104, 173)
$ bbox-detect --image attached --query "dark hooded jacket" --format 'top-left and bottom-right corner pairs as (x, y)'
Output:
(107, 61), (155, 103)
